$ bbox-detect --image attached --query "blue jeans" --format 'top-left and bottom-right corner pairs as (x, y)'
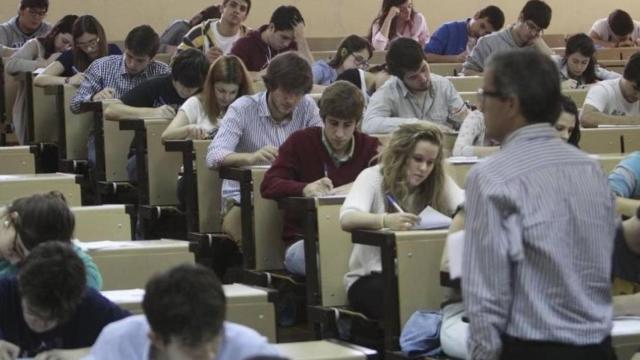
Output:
(284, 240), (305, 276)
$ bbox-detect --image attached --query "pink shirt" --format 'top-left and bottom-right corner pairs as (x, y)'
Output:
(371, 12), (430, 51)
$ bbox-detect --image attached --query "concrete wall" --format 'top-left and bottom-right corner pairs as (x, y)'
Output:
(1, 0), (639, 41)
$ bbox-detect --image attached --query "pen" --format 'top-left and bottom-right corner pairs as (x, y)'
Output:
(386, 194), (405, 213)
(72, 66), (79, 74)
(323, 163), (328, 178)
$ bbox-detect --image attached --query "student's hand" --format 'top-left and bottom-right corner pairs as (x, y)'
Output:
(155, 105), (177, 119)
(455, 50), (468, 62)
(206, 47), (224, 63)
(187, 124), (208, 140)
(0, 340), (19, 360)
(387, 6), (401, 19)
(561, 79), (579, 89)
(293, 21), (306, 40)
(384, 212), (420, 231)
(67, 72), (85, 86)
(251, 145), (278, 164)
(92, 87), (116, 101)
(303, 177), (334, 197)
(618, 38), (635, 47)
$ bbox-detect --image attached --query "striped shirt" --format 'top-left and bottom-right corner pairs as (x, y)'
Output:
(462, 124), (616, 360)
(206, 91), (322, 202)
(70, 55), (170, 113)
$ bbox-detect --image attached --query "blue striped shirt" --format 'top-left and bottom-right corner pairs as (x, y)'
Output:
(206, 91), (322, 202)
(462, 124), (616, 359)
(70, 55), (170, 113)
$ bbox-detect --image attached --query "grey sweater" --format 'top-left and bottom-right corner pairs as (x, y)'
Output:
(0, 15), (51, 51)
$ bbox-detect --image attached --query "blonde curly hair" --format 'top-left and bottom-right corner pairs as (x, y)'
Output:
(380, 123), (446, 214)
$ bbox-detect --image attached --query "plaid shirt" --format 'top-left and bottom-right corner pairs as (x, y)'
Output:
(70, 55), (169, 113)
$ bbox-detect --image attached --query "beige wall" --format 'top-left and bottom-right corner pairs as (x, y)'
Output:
(2, 0), (640, 41)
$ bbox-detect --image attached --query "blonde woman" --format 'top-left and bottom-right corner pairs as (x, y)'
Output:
(161, 55), (253, 141)
(340, 123), (464, 319)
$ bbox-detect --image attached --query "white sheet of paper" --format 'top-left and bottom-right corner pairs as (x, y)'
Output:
(413, 206), (452, 230)
(612, 318), (640, 336)
(76, 240), (143, 251)
(102, 289), (145, 304)
(447, 230), (465, 279)
(448, 156), (479, 164)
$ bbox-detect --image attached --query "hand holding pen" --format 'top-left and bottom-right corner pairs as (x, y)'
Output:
(302, 164), (333, 197)
(383, 194), (420, 230)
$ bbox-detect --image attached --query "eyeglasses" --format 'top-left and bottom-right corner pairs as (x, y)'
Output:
(352, 54), (369, 70)
(523, 20), (543, 36)
(476, 87), (505, 104)
(76, 37), (99, 49)
(26, 8), (47, 17)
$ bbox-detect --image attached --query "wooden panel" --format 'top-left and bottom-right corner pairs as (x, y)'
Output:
(563, 89), (587, 107)
(275, 340), (373, 360)
(430, 63), (463, 77)
(0, 146), (34, 174)
(396, 230), (448, 327)
(446, 76), (483, 93)
(103, 284), (277, 341)
(194, 140), (222, 233)
(62, 85), (92, 160)
(542, 33), (567, 48)
(227, 302), (277, 342)
(595, 153), (624, 174)
(307, 37), (344, 51)
(316, 198), (351, 307)
(89, 239), (193, 290)
(145, 119), (181, 205)
(104, 103), (134, 181)
(620, 48), (640, 60)
(444, 160), (475, 188)
(72, 205), (131, 241)
(251, 168), (285, 270)
(622, 128), (640, 153)
(596, 48), (623, 60)
(581, 128), (623, 154)
(30, 73), (59, 144)
(0, 173), (80, 206)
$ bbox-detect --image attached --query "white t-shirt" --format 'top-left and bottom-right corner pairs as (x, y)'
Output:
(590, 18), (640, 42)
(179, 95), (218, 136)
(340, 165), (464, 290)
(87, 315), (279, 360)
(212, 20), (242, 54)
(584, 78), (640, 116)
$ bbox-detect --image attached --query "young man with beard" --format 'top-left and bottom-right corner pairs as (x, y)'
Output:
(363, 37), (467, 134)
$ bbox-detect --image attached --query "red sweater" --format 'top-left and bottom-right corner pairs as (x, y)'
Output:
(230, 24), (298, 72)
(261, 126), (380, 242)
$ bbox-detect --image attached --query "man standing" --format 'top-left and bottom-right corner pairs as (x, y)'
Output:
(462, 49), (617, 359)
(0, 0), (51, 56)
